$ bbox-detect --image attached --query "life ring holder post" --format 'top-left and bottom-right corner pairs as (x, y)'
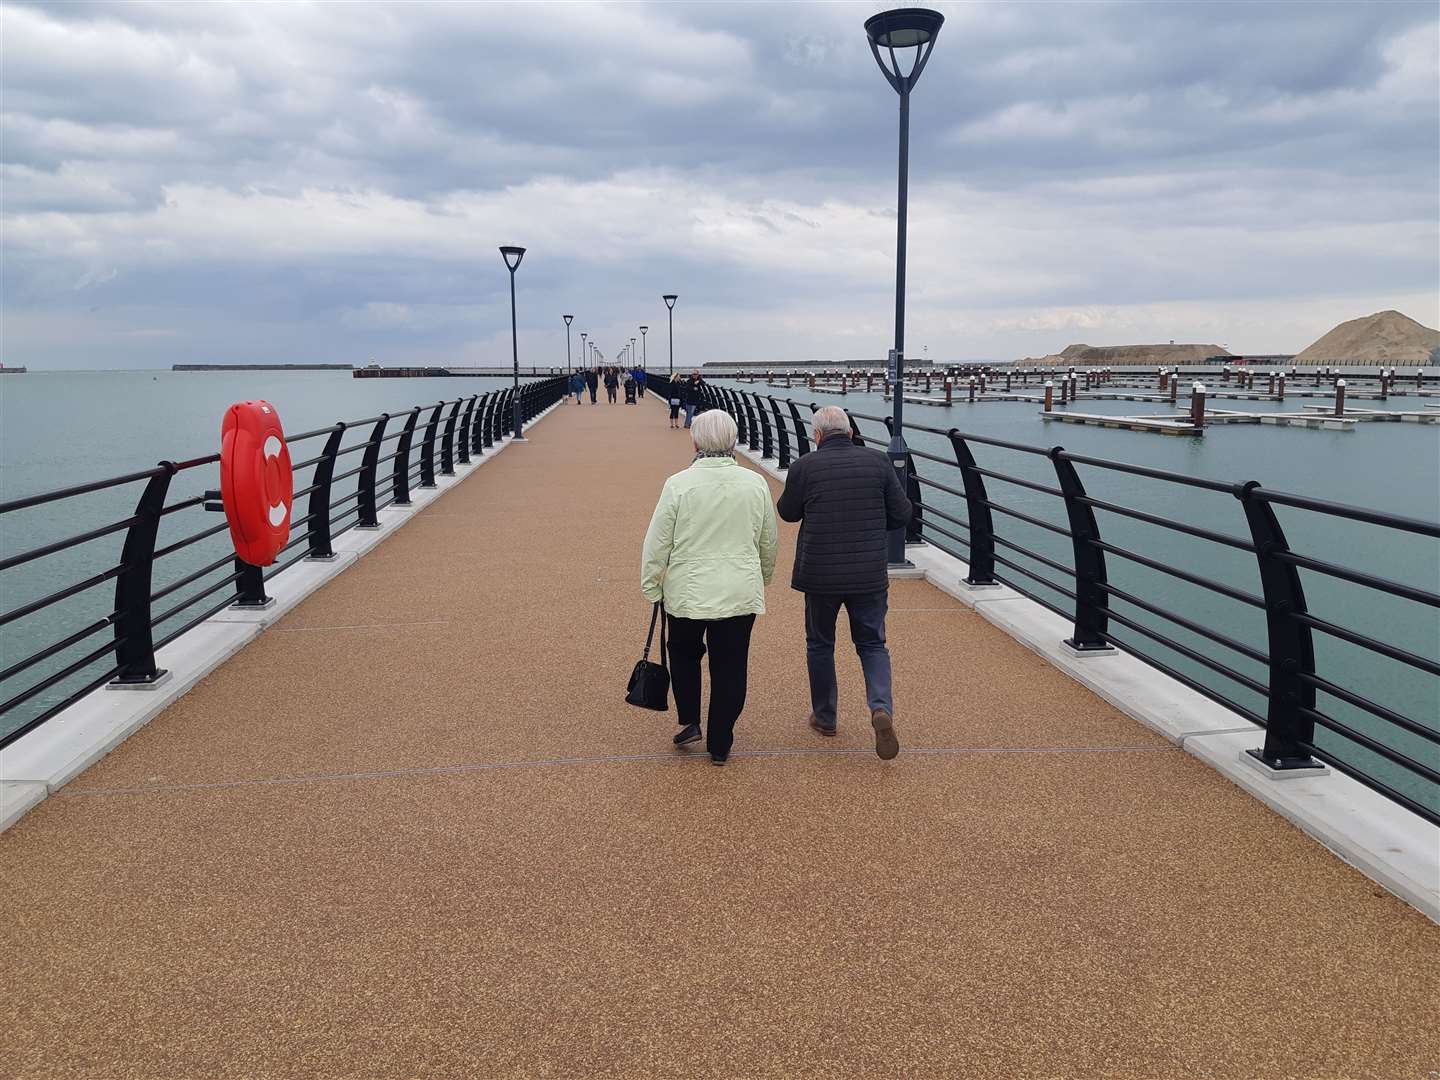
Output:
(202, 490), (275, 609)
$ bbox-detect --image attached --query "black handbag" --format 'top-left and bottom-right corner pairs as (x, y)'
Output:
(625, 602), (670, 711)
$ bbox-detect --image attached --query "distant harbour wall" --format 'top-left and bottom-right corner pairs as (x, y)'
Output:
(173, 363), (353, 371)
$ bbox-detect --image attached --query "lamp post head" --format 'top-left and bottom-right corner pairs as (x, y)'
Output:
(640, 325), (648, 335)
(864, 8), (943, 94)
(663, 294), (678, 311)
(499, 245), (526, 272)
(563, 314), (573, 326)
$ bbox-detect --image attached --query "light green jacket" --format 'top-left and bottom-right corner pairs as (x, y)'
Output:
(641, 457), (779, 620)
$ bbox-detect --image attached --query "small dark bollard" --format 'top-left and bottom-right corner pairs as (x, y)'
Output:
(944, 378), (953, 405)
(1334, 379), (1347, 417)
(968, 376), (976, 403)
(1277, 373), (1286, 401)
(1168, 373), (1179, 405)
(1044, 381), (1054, 412)
(1190, 382), (1207, 428)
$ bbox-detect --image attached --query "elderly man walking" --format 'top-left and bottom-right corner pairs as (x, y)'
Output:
(776, 406), (912, 759)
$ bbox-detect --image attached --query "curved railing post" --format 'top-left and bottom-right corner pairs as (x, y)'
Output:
(392, 408), (421, 506)
(787, 400), (811, 456)
(499, 389), (513, 438)
(769, 396), (791, 468)
(109, 464), (175, 687)
(947, 430), (996, 585)
(884, 417), (924, 543)
(441, 400), (462, 475)
(232, 558), (270, 609)
(306, 423), (345, 560)
(1049, 448), (1112, 653)
(457, 396), (476, 465)
(728, 388), (748, 445)
(479, 393), (495, 451)
(1236, 481), (1322, 772)
(420, 402), (444, 488)
(742, 393), (760, 451)
(357, 414), (390, 529)
(754, 393), (774, 458)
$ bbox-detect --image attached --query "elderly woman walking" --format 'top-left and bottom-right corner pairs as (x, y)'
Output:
(641, 409), (778, 765)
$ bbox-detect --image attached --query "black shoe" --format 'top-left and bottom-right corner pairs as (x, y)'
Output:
(809, 714), (837, 737)
(710, 754), (728, 767)
(673, 724), (702, 746)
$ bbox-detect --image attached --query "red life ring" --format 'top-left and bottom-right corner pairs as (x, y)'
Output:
(220, 400), (293, 566)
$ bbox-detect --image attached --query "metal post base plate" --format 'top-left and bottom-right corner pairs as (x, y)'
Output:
(1241, 748), (1330, 780)
(107, 670), (173, 691)
(886, 563), (925, 580)
(231, 597), (276, 611)
(305, 553), (340, 563)
(1062, 638), (1117, 658)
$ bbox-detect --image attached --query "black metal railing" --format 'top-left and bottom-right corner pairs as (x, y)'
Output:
(694, 383), (1440, 826)
(0, 377), (567, 750)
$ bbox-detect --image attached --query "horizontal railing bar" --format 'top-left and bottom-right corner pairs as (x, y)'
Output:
(1098, 630), (1268, 728)
(969, 466), (1064, 498)
(992, 535), (1072, 579)
(913, 474), (968, 501)
(1091, 539), (1267, 609)
(0, 615), (116, 684)
(1294, 739), (1440, 827)
(159, 495), (208, 517)
(152, 591), (243, 652)
(1251, 487), (1440, 538)
(1274, 551), (1440, 609)
(0, 665), (124, 751)
(923, 520), (970, 549)
(0, 564), (127, 628)
(982, 500), (1072, 538)
(0, 465), (167, 514)
(991, 552), (1077, 600)
(1100, 606), (1270, 697)
(1077, 495), (1256, 552)
(919, 503), (970, 531)
(992, 571), (1073, 621)
(172, 453), (221, 471)
(285, 423), (345, 443)
(330, 464), (366, 485)
(150, 551), (235, 603)
(1056, 451), (1237, 494)
(1097, 581), (1269, 664)
(1297, 672), (1440, 745)
(0, 637), (123, 718)
(906, 446), (959, 469)
(153, 521), (230, 561)
(1300, 709), (1440, 787)
(1290, 612), (1440, 678)
(150, 570), (246, 628)
(0, 515), (139, 573)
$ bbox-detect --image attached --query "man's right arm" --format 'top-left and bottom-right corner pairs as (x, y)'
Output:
(882, 458), (913, 531)
(776, 458), (806, 522)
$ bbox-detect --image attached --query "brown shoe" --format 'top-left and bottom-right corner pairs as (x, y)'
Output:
(871, 708), (899, 760)
(808, 713), (837, 737)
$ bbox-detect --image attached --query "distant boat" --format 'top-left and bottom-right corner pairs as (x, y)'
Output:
(0, 364), (27, 374)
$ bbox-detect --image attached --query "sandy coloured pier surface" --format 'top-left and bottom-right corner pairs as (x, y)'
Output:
(3, 397), (1437, 1079)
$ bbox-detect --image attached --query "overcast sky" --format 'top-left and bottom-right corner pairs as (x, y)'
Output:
(3, 0), (1437, 369)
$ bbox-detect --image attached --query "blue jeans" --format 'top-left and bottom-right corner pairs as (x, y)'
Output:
(683, 403), (697, 427)
(804, 591), (892, 729)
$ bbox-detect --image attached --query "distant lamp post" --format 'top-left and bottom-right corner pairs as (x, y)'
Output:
(580, 331), (587, 371)
(563, 314), (574, 375)
(639, 325), (648, 371)
(499, 245), (527, 439)
(864, 6), (943, 564)
(630, 337), (637, 370)
(663, 294), (678, 375)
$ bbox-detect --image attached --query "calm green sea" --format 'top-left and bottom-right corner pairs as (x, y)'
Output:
(1, 369), (1437, 815)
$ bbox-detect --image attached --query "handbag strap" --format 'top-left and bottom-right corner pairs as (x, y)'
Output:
(658, 603), (667, 667)
(642, 601), (661, 661)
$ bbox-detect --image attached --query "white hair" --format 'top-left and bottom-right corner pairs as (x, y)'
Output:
(812, 405), (851, 440)
(690, 409), (738, 453)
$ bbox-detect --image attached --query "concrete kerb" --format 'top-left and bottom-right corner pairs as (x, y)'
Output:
(734, 430), (1439, 923)
(0, 400), (563, 834)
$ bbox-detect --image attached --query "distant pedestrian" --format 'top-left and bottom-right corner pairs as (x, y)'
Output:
(776, 405), (912, 759)
(641, 409), (778, 765)
(624, 372), (637, 404)
(635, 368), (647, 399)
(683, 369), (705, 428)
(570, 371), (585, 404)
(605, 367), (619, 404)
(586, 368), (599, 404)
(668, 375), (683, 429)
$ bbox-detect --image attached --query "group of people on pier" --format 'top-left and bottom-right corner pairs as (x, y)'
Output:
(640, 405), (912, 766)
(568, 366), (650, 405)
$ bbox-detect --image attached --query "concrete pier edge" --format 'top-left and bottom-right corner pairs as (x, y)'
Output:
(724, 414), (1439, 924)
(0, 401), (563, 834)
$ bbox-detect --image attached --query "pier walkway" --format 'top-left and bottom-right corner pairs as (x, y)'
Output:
(4, 399), (1438, 1079)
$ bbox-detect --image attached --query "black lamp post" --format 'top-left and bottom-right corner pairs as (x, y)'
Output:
(662, 294), (678, 376)
(580, 331), (587, 372)
(639, 325), (648, 372)
(499, 245), (527, 439)
(864, 7), (943, 565)
(630, 337), (636, 371)
(563, 314), (574, 376)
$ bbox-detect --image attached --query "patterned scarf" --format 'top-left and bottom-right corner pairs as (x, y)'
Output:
(692, 448), (735, 463)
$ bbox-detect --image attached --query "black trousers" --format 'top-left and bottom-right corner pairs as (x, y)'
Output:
(667, 612), (756, 759)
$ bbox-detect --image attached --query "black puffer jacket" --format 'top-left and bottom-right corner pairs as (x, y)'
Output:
(776, 436), (913, 595)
